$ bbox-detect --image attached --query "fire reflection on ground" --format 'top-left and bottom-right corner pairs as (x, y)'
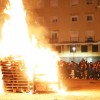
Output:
(0, 90), (100, 100)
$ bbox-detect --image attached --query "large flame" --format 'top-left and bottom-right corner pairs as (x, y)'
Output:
(0, 0), (32, 57)
(0, 0), (60, 92)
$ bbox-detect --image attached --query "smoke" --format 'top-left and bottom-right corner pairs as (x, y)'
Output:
(23, 0), (49, 47)
(0, 0), (10, 42)
(0, 0), (52, 49)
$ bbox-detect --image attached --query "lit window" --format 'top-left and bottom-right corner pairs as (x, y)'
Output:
(86, 15), (93, 21)
(86, 0), (93, 4)
(70, 0), (79, 6)
(50, 0), (58, 7)
(71, 16), (78, 22)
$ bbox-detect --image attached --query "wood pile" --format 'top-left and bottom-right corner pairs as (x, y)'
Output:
(1, 59), (29, 93)
(0, 57), (59, 93)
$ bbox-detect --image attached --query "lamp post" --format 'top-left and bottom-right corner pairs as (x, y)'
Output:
(72, 46), (76, 61)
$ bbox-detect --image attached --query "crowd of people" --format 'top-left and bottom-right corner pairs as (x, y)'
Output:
(58, 59), (100, 80)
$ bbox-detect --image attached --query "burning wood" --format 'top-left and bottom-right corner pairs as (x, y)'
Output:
(0, 0), (60, 93)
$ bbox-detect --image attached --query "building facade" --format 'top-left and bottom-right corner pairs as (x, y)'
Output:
(30, 0), (100, 63)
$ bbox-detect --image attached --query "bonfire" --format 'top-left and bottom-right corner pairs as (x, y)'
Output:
(0, 0), (60, 93)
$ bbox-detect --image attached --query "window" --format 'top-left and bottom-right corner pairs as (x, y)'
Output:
(36, 0), (44, 8)
(50, 0), (58, 7)
(70, 0), (79, 6)
(71, 16), (78, 22)
(97, 0), (100, 7)
(70, 31), (79, 42)
(50, 31), (58, 43)
(92, 45), (98, 52)
(51, 16), (58, 24)
(81, 45), (88, 52)
(86, 37), (94, 42)
(51, 31), (58, 39)
(86, 0), (93, 4)
(56, 45), (64, 53)
(85, 31), (94, 42)
(98, 0), (100, 5)
(86, 15), (94, 22)
(98, 44), (100, 52)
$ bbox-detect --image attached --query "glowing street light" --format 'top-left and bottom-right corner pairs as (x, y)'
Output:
(72, 47), (76, 52)
(72, 46), (76, 61)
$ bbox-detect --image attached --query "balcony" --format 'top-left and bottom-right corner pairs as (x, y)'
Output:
(49, 38), (58, 43)
(85, 37), (94, 42)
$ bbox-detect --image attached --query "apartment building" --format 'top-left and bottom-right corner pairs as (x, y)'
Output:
(29, 0), (100, 63)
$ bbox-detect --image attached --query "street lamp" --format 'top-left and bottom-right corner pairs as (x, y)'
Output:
(72, 46), (76, 61)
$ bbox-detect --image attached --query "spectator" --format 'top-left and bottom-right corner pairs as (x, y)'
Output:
(58, 59), (100, 80)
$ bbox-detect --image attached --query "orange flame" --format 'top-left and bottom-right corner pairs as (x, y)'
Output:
(0, 0), (60, 92)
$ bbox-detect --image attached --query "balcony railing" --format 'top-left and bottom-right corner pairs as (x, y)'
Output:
(49, 38), (58, 43)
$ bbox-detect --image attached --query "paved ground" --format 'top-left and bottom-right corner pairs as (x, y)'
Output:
(0, 91), (100, 100)
(63, 79), (100, 91)
(0, 79), (100, 100)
